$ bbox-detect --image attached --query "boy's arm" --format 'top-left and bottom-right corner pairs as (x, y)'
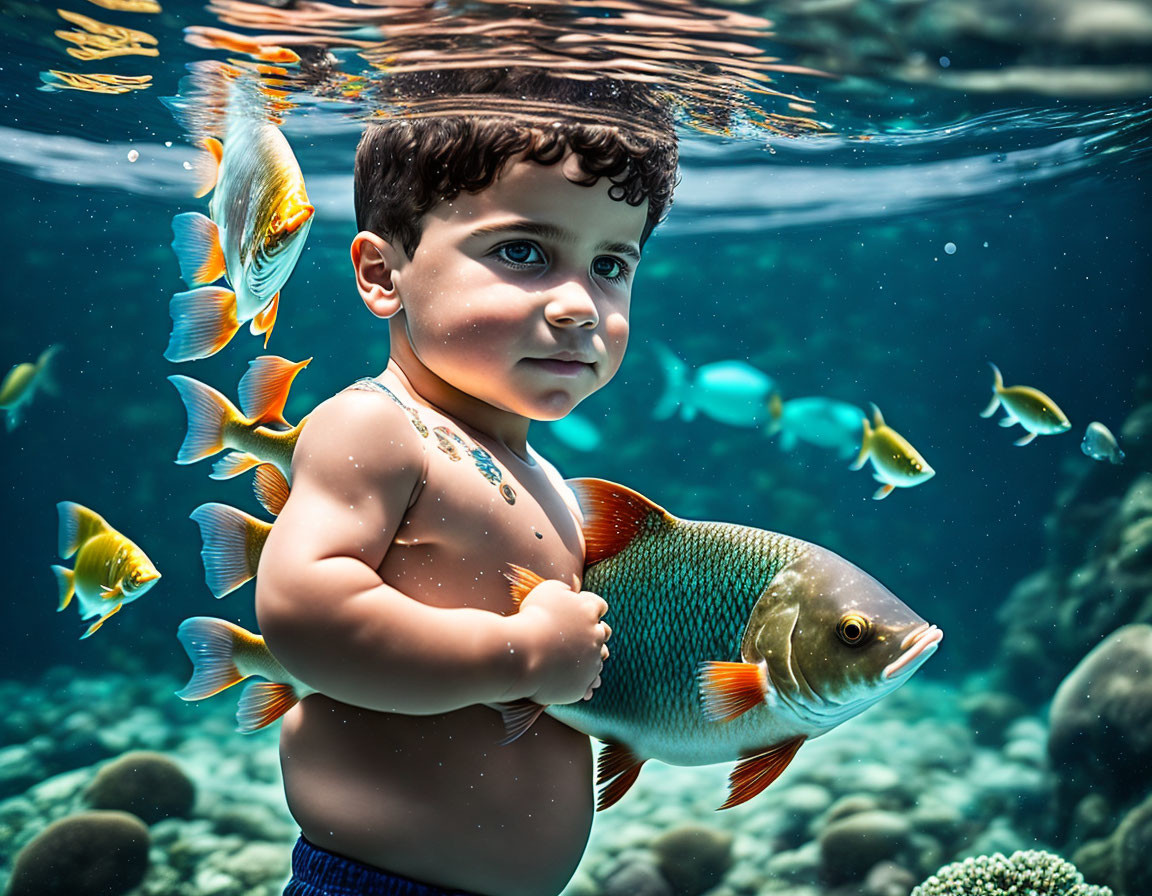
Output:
(255, 391), (608, 714)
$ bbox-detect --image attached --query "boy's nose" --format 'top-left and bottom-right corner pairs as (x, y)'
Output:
(544, 282), (599, 329)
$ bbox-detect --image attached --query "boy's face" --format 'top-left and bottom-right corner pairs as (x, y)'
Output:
(370, 153), (648, 421)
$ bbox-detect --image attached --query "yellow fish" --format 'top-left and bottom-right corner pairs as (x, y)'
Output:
(981, 363), (1071, 446)
(175, 617), (314, 733)
(168, 355), (310, 480)
(1, 344), (60, 432)
(51, 503), (161, 639)
(164, 92), (313, 362)
(851, 404), (935, 500)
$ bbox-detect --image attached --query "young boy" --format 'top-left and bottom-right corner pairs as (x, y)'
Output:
(255, 70), (679, 896)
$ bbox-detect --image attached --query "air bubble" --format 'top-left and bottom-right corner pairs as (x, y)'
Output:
(127, 149), (139, 162)
(944, 242), (957, 255)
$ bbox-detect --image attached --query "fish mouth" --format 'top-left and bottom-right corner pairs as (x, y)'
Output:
(882, 622), (943, 680)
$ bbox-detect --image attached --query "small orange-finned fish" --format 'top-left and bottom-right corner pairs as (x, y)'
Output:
(851, 404), (935, 500)
(51, 503), (161, 639)
(1, 344), (60, 432)
(165, 90), (313, 362)
(168, 355), (311, 480)
(981, 363), (1071, 447)
(175, 617), (315, 733)
(501, 479), (942, 811)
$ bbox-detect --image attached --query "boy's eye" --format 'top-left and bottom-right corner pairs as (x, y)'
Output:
(496, 242), (545, 266)
(592, 256), (627, 281)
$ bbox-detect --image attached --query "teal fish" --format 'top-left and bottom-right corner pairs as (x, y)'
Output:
(0, 344), (60, 432)
(981, 363), (1071, 446)
(165, 99), (313, 362)
(503, 479), (942, 810)
(769, 397), (865, 459)
(653, 343), (777, 427)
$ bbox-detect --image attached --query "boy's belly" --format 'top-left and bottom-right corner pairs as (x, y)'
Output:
(279, 694), (595, 896)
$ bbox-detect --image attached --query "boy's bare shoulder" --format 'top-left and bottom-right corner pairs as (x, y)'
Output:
(291, 385), (427, 495)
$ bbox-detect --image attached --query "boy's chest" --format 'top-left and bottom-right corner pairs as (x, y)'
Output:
(381, 417), (585, 613)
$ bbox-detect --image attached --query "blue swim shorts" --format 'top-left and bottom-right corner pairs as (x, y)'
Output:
(283, 836), (482, 896)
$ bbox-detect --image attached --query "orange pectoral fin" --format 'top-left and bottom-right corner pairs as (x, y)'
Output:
(596, 741), (647, 811)
(719, 736), (806, 810)
(698, 661), (768, 723)
(236, 680), (300, 733)
(565, 478), (675, 565)
(494, 698), (548, 745)
(250, 292), (280, 347)
(171, 212), (226, 287)
(253, 464), (291, 516)
(504, 563), (546, 608)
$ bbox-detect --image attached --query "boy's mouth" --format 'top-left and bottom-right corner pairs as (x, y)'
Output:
(524, 354), (596, 376)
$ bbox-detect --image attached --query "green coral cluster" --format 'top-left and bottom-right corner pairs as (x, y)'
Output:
(911, 850), (1112, 896)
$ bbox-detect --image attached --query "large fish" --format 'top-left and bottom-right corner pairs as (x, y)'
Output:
(981, 363), (1070, 447)
(503, 479), (941, 810)
(174, 479), (941, 812)
(51, 502), (161, 638)
(165, 105), (313, 362)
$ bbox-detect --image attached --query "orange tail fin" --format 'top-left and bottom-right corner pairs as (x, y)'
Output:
(168, 375), (242, 464)
(236, 355), (311, 426)
(176, 616), (251, 700)
(189, 503), (272, 598)
(165, 286), (240, 362)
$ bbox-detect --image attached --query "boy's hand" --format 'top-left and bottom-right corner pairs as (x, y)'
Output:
(512, 579), (611, 705)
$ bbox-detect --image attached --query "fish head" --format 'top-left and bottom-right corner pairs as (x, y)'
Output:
(744, 544), (941, 732)
(266, 185), (314, 253)
(124, 555), (162, 598)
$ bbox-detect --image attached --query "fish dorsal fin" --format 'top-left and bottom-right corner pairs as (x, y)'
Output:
(719, 736), (806, 810)
(869, 402), (886, 429)
(56, 501), (109, 559)
(566, 478), (675, 566)
(596, 741), (647, 811)
(237, 355), (310, 425)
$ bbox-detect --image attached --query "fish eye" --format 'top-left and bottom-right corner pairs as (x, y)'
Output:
(837, 613), (871, 646)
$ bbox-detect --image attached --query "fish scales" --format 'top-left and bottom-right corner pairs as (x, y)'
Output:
(550, 519), (804, 765)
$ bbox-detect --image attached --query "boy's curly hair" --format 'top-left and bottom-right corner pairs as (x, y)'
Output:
(354, 68), (679, 256)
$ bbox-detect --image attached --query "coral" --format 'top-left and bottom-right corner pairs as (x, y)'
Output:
(84, 750), (196, 824)
(910, 849), (1112, 896)
(6, 810), (150, 896)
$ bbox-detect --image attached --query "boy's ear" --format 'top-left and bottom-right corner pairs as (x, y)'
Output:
(351, 231), (404, 319)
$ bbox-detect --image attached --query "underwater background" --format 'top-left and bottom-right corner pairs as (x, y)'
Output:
(1, 0), (1151, 893)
